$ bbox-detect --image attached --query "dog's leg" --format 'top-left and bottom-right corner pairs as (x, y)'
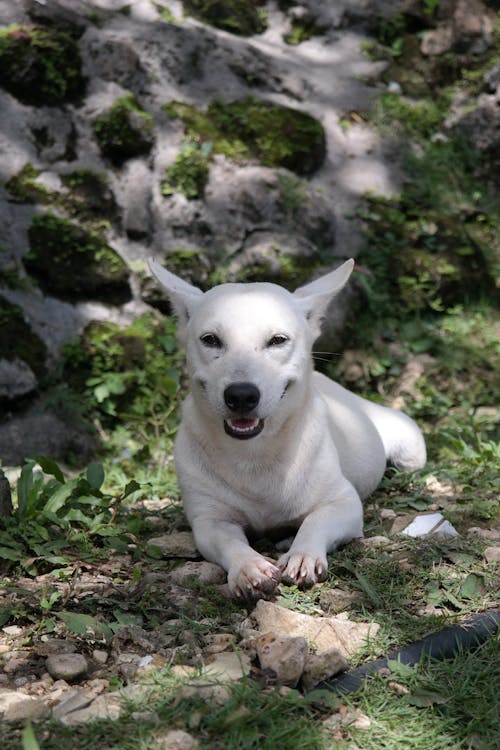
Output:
(191, 519), (281, 600)
(277, 488), (363, 587)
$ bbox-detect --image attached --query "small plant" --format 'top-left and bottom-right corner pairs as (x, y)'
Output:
(161, 141), (212, 199)
(284, 18), (326, 46)
(0, 457), (141, 574)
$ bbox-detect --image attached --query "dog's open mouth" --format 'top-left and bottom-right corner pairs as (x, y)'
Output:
(224, 418), (264, 440)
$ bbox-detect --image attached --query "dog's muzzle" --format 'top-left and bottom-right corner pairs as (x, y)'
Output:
(223, 382), (264, 439)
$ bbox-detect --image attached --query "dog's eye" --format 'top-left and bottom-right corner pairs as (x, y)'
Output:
(200, 333), (222, 348)
(267, 334), (289, 347)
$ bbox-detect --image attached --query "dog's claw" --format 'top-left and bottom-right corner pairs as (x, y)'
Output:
(228, 555), (281, 600)
(277, 551), (328, 588)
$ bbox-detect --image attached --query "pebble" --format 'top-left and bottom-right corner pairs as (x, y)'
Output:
(469, 527), (500, 540)
(302, 648), (349, 691)
(154, 729), (199, 750)
(92, 649), (109, 665)
(256, 633), (308, 687)
(46, 653), (89, 682)
(483, 547), (500, 563)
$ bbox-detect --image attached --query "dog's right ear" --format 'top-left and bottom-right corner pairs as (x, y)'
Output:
(148, 259), (203, 339)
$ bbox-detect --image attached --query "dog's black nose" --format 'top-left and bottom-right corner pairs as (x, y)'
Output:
(224, 382), (260, 414)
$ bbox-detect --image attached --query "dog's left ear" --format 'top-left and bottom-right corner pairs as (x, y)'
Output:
(148, 259), (203, 339)
(293, 259), (354, 338)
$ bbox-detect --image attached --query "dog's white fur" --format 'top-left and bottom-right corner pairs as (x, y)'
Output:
(149, 258), (426, 599)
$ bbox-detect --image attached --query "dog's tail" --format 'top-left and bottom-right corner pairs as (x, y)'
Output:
(364, 403), (427, 472)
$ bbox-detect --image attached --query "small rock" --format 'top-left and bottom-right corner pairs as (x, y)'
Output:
(58, 693), (122, 726)
(2, 625), (24, 637)
(319, 588), (358, 614)
(380, 508), (397, 520)
(203, 633), (237, 654)
(92, 649), (109, 665)
(202, 651), (251, 682)
(302, 648), (349, 691)
(168, 561), (226, 586)
(51, 689), (95, 721)
(483, 547), (500, 564)
(469, 527), (500, 541)
(154, 729), (199, 750)
(0, 689), (49, 721)
(178, 683), (231, 707)
(359, 535), (391, 548)
(255, 633), (308, 687)
(34, 639), (77, 657)
(46, 653), (89, 682)
(147, 532), (199, 559)
(388, 681), (410, 695)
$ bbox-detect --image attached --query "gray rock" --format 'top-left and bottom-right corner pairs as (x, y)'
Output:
(0, 358), (37, 400)
(0, 689), (49, 721)
(45, 653), (89, 682)
(168, 561), (226, 586)
(0, 410), (97, 466)
(483, 547), (500, 564)
(302, 647), (349, 691)
(147, 531), (199, 559)
(255, 633), (308, 687)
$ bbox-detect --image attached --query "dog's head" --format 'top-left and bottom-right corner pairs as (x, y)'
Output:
(148, 259), (354, 440)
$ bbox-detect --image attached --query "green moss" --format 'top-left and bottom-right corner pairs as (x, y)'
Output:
(0, 296), (47, 377)
(164, 96), (326, 175)
(25, 213), (131, 304)
(0, 24), (84, 105)
(183, 0), (267, 36)
(161, 141), (212, 199)
(5, 164), (53, 204)
(284, 18), (327, 46)
(93, 95), (154, 166)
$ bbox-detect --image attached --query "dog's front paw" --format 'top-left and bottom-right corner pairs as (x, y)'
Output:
(228, 555), (281, 600)
(277, 551), (328, 587)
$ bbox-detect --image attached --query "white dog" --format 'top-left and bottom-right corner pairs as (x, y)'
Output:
(148, 258), (426, 599)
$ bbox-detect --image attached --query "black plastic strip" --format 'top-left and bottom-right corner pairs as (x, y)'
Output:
(322, 609), (500, 694)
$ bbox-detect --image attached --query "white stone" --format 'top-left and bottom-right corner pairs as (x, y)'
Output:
(0, 690), (48, 721)
(401, 513), (459, 538)
(251, 600), (379, 658)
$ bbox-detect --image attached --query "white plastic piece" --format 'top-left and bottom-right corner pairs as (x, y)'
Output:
(401, 513), (459, 538)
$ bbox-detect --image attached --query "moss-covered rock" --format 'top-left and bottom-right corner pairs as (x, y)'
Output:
(0, 296), (47, 377)
(183, 0), (267, 36)
(0, 24), (84, 105)
(162, 142), (212, 199)
(93, 95), (154, 166)
(61, 169), (117, 220)
(25, 213), (131, 304)
(165, 96), (326, 175)
(5, 164), (54, 204)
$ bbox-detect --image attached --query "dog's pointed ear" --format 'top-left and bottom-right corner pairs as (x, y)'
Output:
(148, 258), (203, 338)
(293, 259), (355, 338)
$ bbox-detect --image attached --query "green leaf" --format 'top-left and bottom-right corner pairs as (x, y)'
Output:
(86, 462), (105, 491)
(459, 573), (481, 600)
(22, 721), (41, 750)
(57, 611), (101, 635)
(17, 461), (35, 515)
(43, 480), (77, 515)
(123, 479), (141, 498)
(0, 545), (23, 561)
(36, 456), (65, 483)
